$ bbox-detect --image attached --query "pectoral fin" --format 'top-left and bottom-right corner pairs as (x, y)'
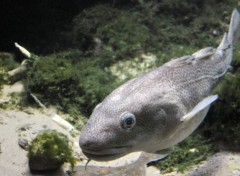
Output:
(181, 95), (218, 122)
(146, 148), (171, 167)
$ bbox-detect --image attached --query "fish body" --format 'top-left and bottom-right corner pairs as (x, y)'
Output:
(79, 9), (240, 161)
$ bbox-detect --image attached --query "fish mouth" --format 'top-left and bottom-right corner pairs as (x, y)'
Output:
(81, 146), (132, 161)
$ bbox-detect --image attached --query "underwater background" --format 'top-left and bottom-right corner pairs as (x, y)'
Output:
(0, 0), (240, 173)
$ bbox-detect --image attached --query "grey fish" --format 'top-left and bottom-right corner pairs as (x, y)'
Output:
(79, 9), (240, 161)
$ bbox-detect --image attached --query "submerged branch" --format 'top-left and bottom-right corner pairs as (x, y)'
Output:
(29, 93), (47, 109)
(6, 43), (35, 84)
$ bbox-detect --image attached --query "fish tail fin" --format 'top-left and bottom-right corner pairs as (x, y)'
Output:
(217, 9), (240, 68)
(218, 9), (240, 50)
(228, 8), (240, 46)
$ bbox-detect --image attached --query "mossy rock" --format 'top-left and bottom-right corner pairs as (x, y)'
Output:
(28, 130), (76, 171)
(28, 156), (64, 171)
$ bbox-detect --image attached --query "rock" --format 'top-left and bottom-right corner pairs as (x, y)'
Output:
(27, 130), (75, 171)
(29, 156), (64, 171)
(0, 99), (9, 105)
(17, 124), (32, 132)
(146, 166), (161, 176)
(18, 138), (29, 150)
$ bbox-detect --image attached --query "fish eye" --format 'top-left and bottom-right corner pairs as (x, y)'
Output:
(120, 113), (136, 130)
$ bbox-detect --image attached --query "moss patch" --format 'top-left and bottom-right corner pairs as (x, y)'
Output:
(156, 133), (217, 173)
(0, 52), (19, 91)
(28, 130), (76, 171)
(24, 51), (119, 127)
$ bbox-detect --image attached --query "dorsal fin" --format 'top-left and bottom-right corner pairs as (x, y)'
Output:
(164, 47), (215, 68)
(228, 8), (240, 45)
(164, 55), (195, 68)
(192, 47), (215, 59)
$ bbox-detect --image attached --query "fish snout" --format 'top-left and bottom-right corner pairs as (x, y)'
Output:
(79, 132), (97, 150)
(79, 134), (132, 161)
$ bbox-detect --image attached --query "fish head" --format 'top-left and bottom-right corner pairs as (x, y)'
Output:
(79, 82), (172, 161)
